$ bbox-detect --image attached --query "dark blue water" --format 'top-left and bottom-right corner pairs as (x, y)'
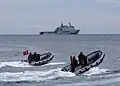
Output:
(0, 34), (120, 86)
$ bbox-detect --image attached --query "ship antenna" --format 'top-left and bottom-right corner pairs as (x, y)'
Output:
(69, 22), (71, 27)
(61, 21), (63, 28)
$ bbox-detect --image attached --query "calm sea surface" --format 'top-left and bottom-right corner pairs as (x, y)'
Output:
(0, 34), (120, 86)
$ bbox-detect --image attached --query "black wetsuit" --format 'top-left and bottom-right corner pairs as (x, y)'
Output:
(71, 58), (78, 72)
(35, 54), (40, 61)
(78, 53), (87, 66)
(73, 58), (78, 67)
(28, 54), (32, 63)
(32, 53), (40, 62)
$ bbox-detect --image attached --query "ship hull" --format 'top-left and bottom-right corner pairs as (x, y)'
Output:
(39, 30), (80, 35)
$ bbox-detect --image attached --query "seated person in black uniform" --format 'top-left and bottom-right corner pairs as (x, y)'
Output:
(78, 52), (87, 66)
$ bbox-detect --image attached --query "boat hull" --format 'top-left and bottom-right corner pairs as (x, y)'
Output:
(39, 30), (80, 35)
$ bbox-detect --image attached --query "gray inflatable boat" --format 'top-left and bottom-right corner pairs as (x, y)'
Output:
(21, 52), (54, 66)
(61, 50), (105, 75)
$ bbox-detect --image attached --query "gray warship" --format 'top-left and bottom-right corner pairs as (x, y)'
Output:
(39, 22), (80, 35)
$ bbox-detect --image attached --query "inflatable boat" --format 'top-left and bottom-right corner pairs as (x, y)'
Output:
(61, 50), (105, 75)
(21, 52), (54, 66)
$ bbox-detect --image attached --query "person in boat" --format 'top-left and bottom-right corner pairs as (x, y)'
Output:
(33, 52), (40, 61)
(78, 52), (87, 66)
(70, 56), (74, 72)
(33, 52), (37, 61)
(70, 56), (78, 72)
(28, 52), (32, 63)
(33, 52), (37, 56)
(73, 56), (78, 68)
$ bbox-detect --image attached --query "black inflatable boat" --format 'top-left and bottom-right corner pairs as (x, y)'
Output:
(61, 50), (105, 75)
(21, 52), (54, 66)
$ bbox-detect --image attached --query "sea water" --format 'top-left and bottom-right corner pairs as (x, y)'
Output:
(0, 34), (120, 86)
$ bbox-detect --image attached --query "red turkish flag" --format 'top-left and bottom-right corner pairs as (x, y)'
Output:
(23, 50), (29, 56)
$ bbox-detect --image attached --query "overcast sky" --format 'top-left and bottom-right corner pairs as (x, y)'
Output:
(0, 0), (120, 34)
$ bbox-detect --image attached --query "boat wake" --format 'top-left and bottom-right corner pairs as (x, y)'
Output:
(83, 67), (108, 76)
(0, 60), (119, 84)
(43, 62), (66, 66)
(0, 61), (66, 68)
(0, 61), (32, 68)
(58, 67), (120, 86)
(0, 66), (119, 84)
(0, 68), (75, 82)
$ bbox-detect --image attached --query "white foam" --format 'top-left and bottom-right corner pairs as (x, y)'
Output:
(44, 62), (66, 66)
(0, 68), (75, 82)
(0, 61), (66, 68)
(0, 62), (6, 68)
(0, 61), (32, 68)
(61, 69), (120, 86)
(83, 67), (108, 76)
